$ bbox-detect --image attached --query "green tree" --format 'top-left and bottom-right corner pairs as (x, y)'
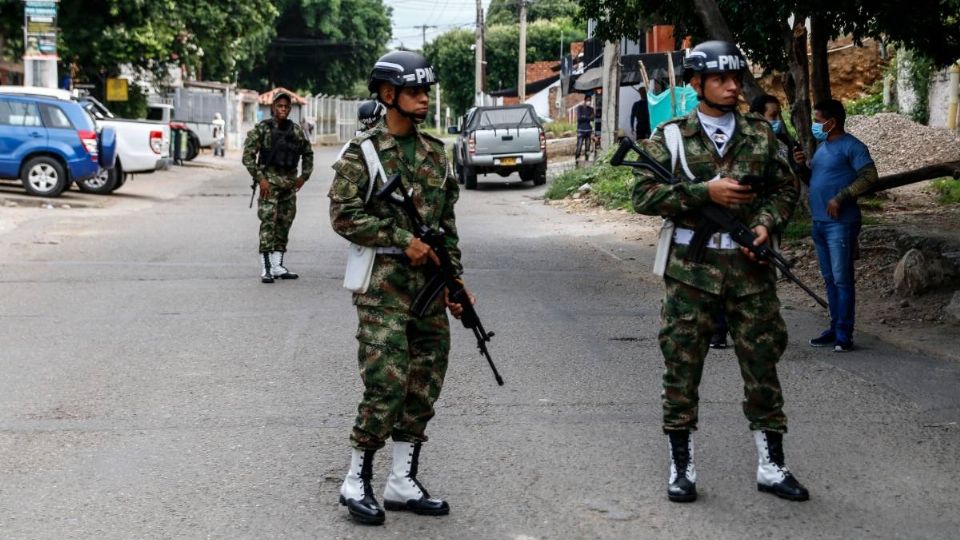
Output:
(423, 29), (476, 119)
(487, 0), (580, 26)
(238, 0), (392, 95)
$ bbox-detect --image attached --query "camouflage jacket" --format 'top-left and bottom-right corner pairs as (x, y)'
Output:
(328, 125), (462, 310)
(632, 109), (799, 297)
(242, 118), (314, 186)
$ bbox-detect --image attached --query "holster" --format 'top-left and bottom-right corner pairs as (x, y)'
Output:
(652, 219), (675, 277)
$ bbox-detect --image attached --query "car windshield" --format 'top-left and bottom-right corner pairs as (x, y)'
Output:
(473, 108), (539, 129)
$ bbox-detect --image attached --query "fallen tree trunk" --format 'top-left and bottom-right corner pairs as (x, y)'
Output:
(864, 161), (960, 196)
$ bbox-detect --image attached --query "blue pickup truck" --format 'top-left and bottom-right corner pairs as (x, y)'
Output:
(0, 91), (116, 197)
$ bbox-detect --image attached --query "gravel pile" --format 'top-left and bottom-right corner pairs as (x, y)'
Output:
(846, 113), (960, 176)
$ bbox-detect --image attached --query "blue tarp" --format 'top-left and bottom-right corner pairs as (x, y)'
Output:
(647, 85), (699, 132)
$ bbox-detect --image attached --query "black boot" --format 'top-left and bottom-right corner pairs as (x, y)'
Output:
(383, 442), (450, 515)
(260, 253), (274, 284)
(339, 448), (386, 525)
(667, 430), (697, 502)
(754, 431), (810, 501)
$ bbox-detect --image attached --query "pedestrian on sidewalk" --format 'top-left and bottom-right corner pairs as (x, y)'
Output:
(793, 99), (879, 352)
(329, 50), (470, 526)
(574, 95), (594, 165)
(631, 40), (809, 504)
(212, 112), (226, 157)
(241, 92), (313, 283)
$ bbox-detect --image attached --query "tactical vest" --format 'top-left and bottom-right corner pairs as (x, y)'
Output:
(259, 120), (300, 170)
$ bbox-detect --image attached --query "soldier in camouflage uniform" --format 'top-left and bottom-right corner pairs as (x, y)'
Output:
(329, 51), (468, 526)
(631, 41), (809, 503)
(242, 92), (314, 283)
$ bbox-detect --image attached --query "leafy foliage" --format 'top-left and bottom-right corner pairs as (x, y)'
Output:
(487, 0), (580, 26)
(932, 177), (960, 205)
(546, 151), (636, 210)
(238, 0), (392, 94)
(425, 18), (585, 116)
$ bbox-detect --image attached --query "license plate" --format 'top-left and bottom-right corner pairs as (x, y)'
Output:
(499, 157), (517, 166)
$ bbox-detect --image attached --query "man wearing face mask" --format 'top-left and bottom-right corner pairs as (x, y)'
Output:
(632, 40), (807, 504)
(793, 100), (878, 353)
(329, 50), (470, 526)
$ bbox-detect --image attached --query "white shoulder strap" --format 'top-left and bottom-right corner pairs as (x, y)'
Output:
(359, 139), (387, 203)
(663, 123), (695, 181)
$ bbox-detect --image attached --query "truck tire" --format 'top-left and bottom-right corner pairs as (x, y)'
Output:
(77, 167), (119, 194)
(185, 131), (200, 161)
(21, 156), (68, 197)
(455, 159), (464, 184)
(533, 162), (547, 186)
(463, 164), (478, 190)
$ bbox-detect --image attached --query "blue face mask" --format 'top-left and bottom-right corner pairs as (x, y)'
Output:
(769, 120), (783, 134)
(811, 121), (829, 141)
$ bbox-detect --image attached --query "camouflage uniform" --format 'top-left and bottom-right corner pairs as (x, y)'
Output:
(328, 124), (461, 450)
(632, 109), (799, 434)
(242, 118), (314, 253)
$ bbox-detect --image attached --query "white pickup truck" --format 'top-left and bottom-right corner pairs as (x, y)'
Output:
(146, 104), (218, 161)
(78, 96), (172, 193)
(0, 87), (172, 194)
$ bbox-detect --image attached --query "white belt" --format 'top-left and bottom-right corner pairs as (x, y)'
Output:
(673, 227), (739, 250)
(375, 247), (405, 255)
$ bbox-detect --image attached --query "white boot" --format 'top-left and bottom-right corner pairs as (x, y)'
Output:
(259, 252), (273, 283)
(269, 251), (298, 279)
(339, 448), (385, 525)
(754, 430), (809, 501)
(383, 441), (449, 515)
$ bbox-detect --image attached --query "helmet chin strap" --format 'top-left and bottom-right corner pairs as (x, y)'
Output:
(696, 90), (737, 113)
(383, 89), (428, 124)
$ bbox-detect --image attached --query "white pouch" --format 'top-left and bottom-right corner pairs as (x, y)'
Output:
(650, 124), (696, 277)
(342, 139), (387, 293)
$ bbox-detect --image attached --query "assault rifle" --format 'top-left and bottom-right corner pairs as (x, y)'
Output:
(376, 173), (504, 386)
(610, 138), (828, 309)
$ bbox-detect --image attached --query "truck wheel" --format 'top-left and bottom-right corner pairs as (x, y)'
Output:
(533, 163), (547, 186)
(463, 164), (478, 190)
(21, 156), (68, 197)
(455, 161), (464, 184)
(185, 132), (200, 161)
(77, 167), (119, 194)
(519, 167), (534, 182)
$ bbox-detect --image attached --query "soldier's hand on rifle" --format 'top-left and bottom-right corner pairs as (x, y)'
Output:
(740, 225), (770, 265)
(295, 177), (306, 191)
(444, 284), (476, 319)
(259, 179), (270, 199)
(792, 147), (806, 165)
(404, 237), (440, 267)
(708, 177), (755, 207)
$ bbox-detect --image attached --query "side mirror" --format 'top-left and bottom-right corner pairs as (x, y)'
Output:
(446, 126), (459, 135)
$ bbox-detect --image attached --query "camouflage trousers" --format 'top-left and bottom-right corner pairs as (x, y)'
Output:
(258, 183), (297, 253)
(351, 305), (450, 450)
(659, 277), (788, 433)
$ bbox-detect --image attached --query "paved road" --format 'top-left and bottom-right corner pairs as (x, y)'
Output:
(1, 150), (958, 539)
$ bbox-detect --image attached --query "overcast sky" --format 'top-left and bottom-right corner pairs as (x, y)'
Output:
(385, 0), (492, 50)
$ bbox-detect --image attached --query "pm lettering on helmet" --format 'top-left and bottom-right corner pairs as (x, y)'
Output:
(415, 67), (436, 85)
(718, 55), (743, 71)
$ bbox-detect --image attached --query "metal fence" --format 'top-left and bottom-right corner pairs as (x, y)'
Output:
(304, 94), (361, 144)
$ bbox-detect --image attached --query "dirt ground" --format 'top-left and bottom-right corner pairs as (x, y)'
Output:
(546, 179), (960, 359)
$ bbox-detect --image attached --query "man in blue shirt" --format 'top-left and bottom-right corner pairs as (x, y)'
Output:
(793, 99), (879, 352)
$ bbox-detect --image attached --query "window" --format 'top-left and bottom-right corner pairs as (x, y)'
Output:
(146, 107), (164, 121)
(0, 100), (42, 127)
(39, 103), (74, 129)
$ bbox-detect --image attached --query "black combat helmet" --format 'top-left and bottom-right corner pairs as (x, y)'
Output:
(682, 40), (748, 83)
(367, 50), (438, 95)
(357, 100), (385, 129)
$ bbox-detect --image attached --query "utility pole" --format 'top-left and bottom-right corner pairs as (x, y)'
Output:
(518, 0), (528, 102)
(475, 0), (485, 105)
(413, 24), (437, 48)
(600, 39), (620, 151)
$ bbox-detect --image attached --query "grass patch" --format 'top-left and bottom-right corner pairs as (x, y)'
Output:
(932, 177), (960, 204)
(782, 216), (811, 240)
(545, 149), (636, 209)
(544, 120), (575, 137)
(859, 195), (886, 211)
